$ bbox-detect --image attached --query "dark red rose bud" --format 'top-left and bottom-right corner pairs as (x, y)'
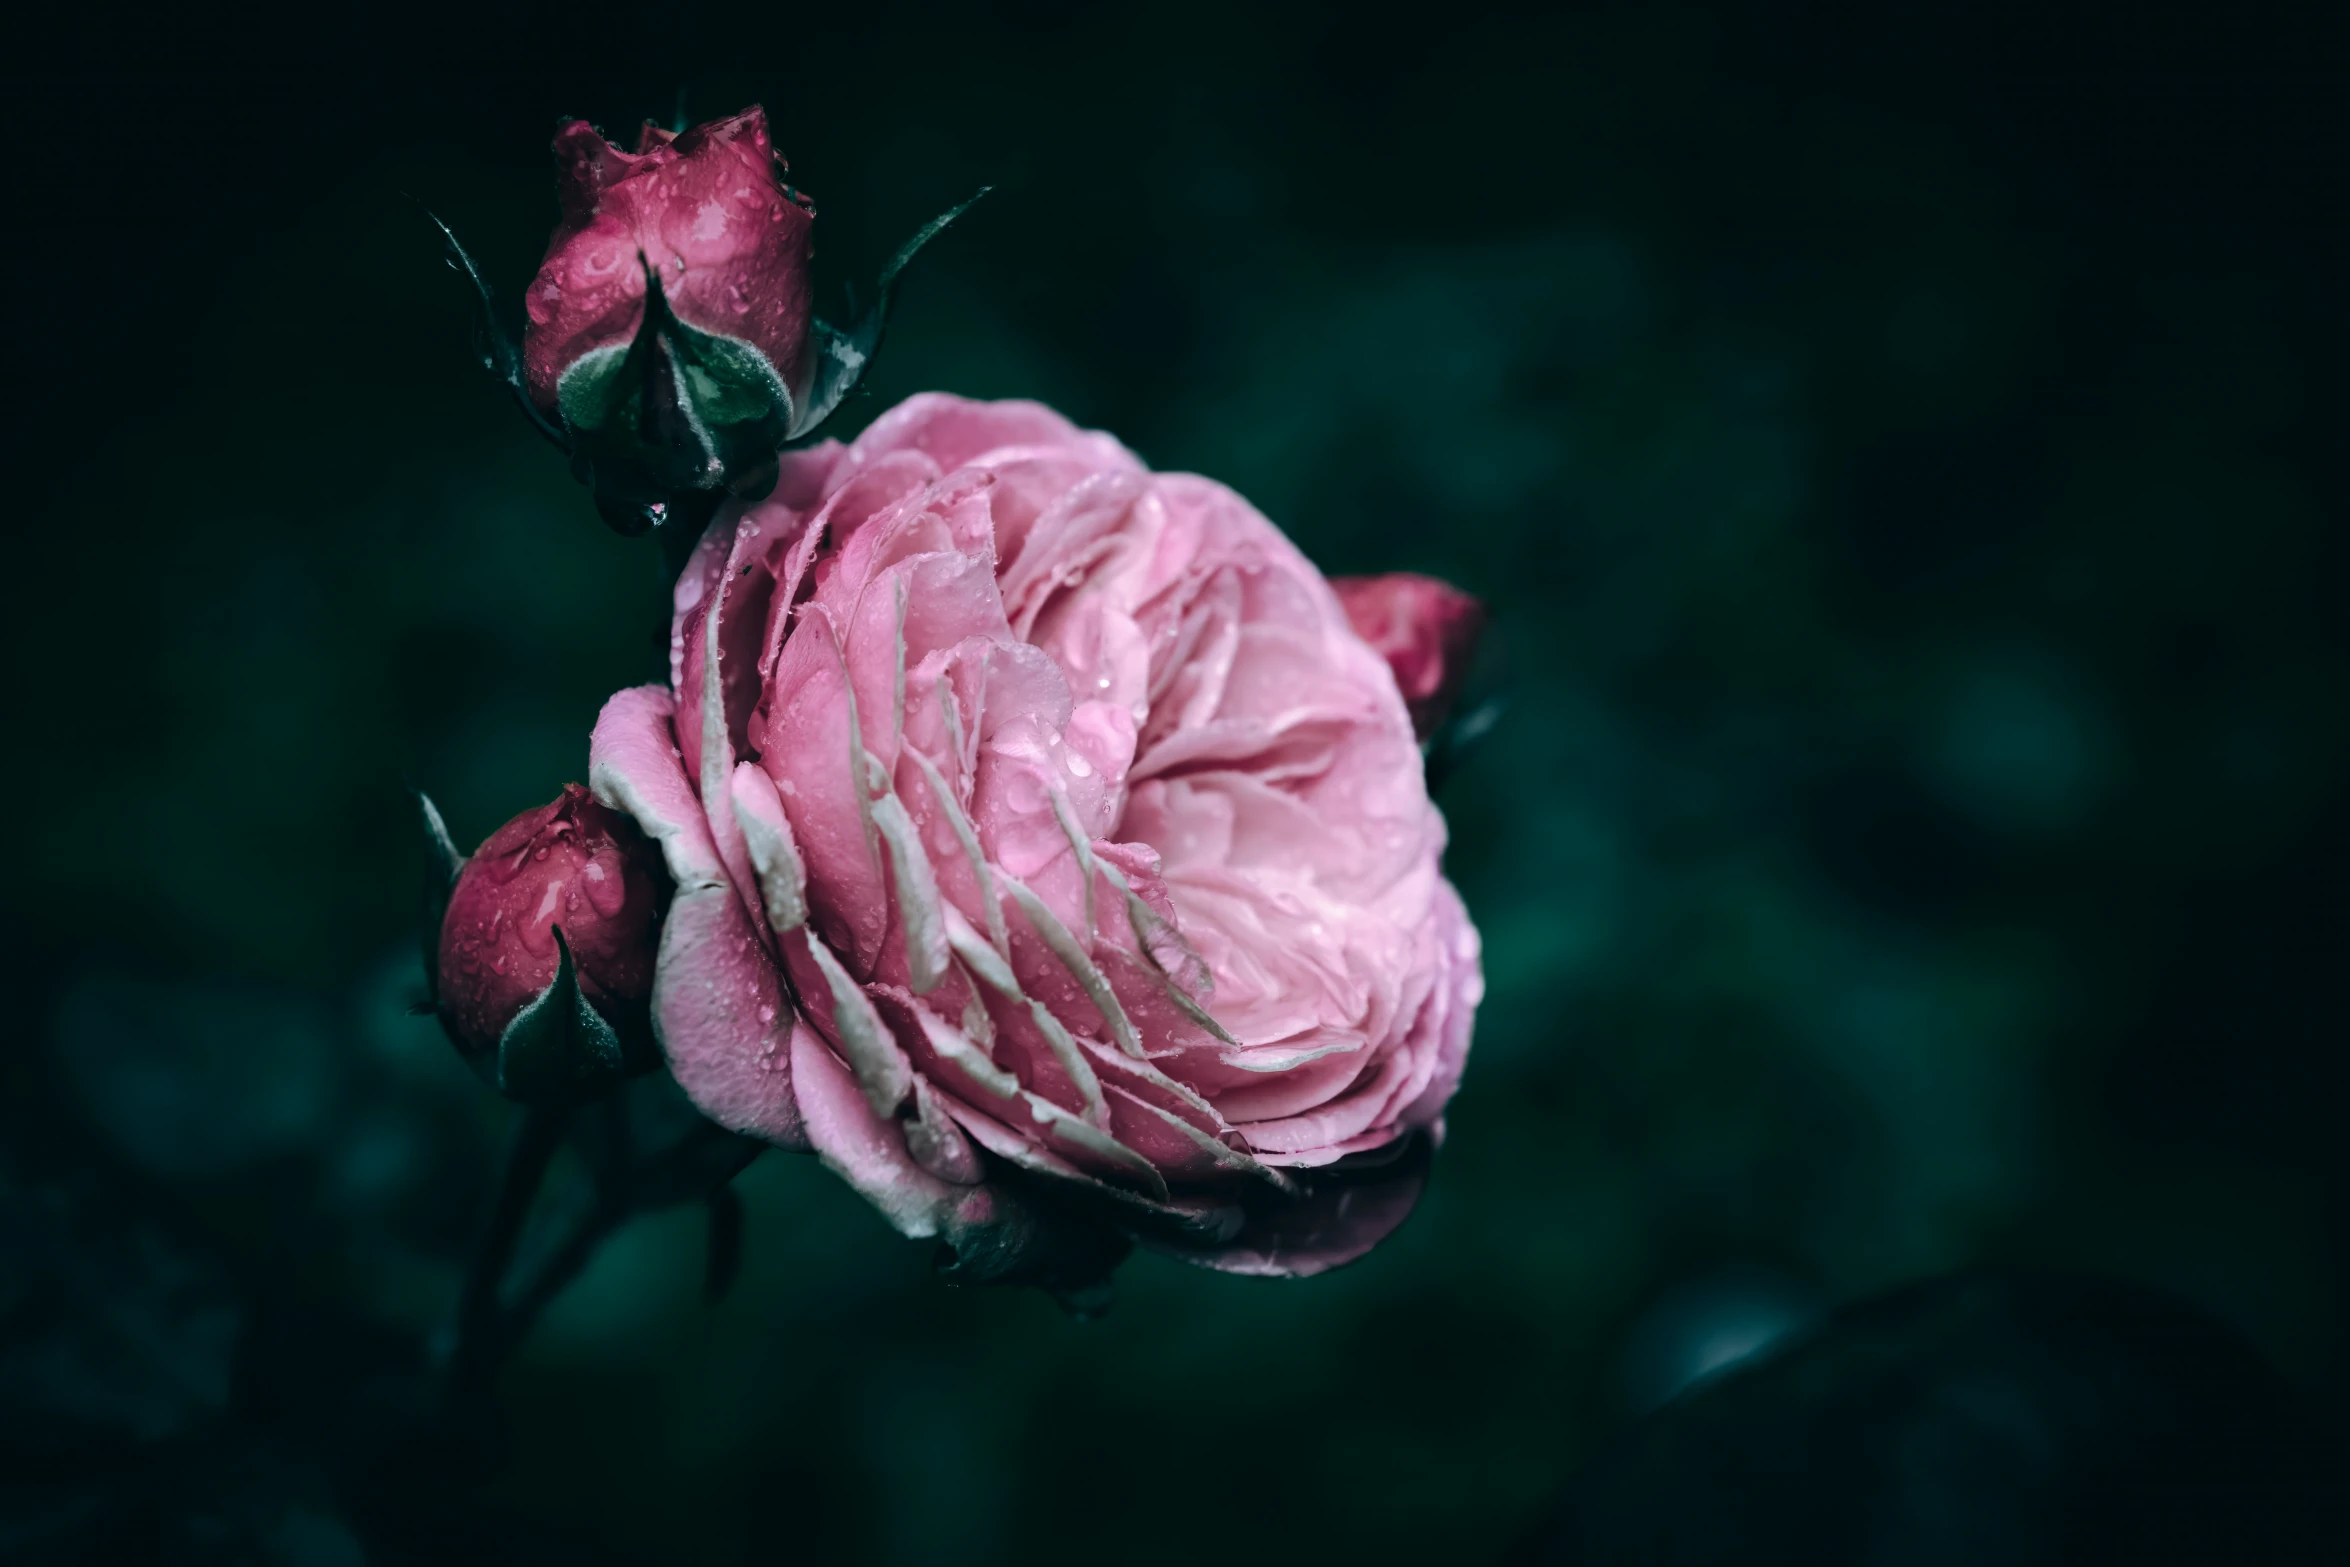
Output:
(1332, 572), (1487, 740)
(518, 107), (816, 539)
(469, 102), (982, 545)
(435, 785), (667, 1064)
(524, 109), (812, 426)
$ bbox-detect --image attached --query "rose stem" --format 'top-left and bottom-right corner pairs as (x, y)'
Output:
(490, 1094), (638, 1363)
(444, 1101), (571, 1411)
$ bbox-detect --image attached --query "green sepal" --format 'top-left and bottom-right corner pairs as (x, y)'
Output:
(789, 188), (990, 440)
(1421, 628), (1512, 797)
(549, 193), (987, 539)
(557, 260), (795, 538)
(1422, 692), (1507, 796)
(495, 926), (628, 1104)
(415, 790), (466, 1008)
(424, 207), (567, 452)
(929, 1164), (1133, 1317)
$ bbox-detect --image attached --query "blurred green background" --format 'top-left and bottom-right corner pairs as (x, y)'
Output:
(5, 1), (2348, 1560)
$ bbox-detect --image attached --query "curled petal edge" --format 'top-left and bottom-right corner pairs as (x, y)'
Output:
(593, 684), (806, 1149)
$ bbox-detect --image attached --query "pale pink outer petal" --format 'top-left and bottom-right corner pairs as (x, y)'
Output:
(590, 685), (806, 1149)
(1396, 880), (1484, 1137)
(586, 686), (723, 890)
(790, 1020), (1061, 1280)
(790, 1016), (956, 1234)
(830, 392), (1140, 485)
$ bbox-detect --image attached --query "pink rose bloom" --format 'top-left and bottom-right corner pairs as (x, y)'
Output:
(590, 394), (1481, 1285)
(436, 784), (668, 1060)
(1333, 572), (1488, 741)
(521, 107), (814, 420)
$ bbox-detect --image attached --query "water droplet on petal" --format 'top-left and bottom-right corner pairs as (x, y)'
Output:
(1066, 752), (1094, 778)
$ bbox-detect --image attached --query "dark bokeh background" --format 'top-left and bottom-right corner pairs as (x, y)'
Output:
(6, 1), (2348, 1560)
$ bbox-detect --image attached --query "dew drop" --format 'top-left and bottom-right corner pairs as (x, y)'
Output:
(1066, 752), (1094, 779)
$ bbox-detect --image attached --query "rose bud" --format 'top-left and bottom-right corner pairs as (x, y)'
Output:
(1332, 572), (1487, 741)
(513, 106), (984, 548)
(433, 785), (669, 1101)
(587, 393), (1482, 1301)
(517, 107), (815, 538)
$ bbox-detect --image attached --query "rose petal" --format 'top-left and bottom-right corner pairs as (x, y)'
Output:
(588, 685), (723, 891)
(649, 871), (806, 1149)
(790, 1017), (953, 1235)
(591, 686), (805, 1147)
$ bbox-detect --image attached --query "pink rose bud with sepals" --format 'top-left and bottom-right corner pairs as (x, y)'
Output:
(1332, 572), (1487, 741)
(435, 785), (668, 1080)
(433, 102), (979, 544)
(522, 108), (814, 427)
(588, 394), (1483, 1296)
(518, 107), (817, 537)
